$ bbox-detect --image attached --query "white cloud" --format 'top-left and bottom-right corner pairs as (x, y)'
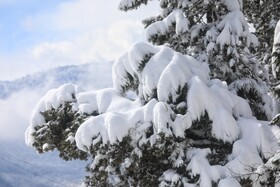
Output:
(0, 89), (42, 140)
(23, 0), (156, 33)
(1, 0), (159, 80)
(107, 20), (144, 49)
(29, 19), (145, 66)
(53, 0), (111, 30)
(32, 41), (75, 59)
(0, 60), (113, 141)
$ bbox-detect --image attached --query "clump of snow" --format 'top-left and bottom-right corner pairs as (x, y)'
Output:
(77, 88), (141, 115)
(272, 20), (280, 78)
(186, 148), (225, 187)
(218, 178), (241, 187)
(128, 42), (158, 73)
(157, 53), (209, 103)
(141, 47), (175, 99)
(159, 170), (181, 187)
(153, 102), (174, 136)
(229, 78), (273, 120)
(187, 76), (252, 142)
(217, 10), (258, 49)
(223, 0), (241, 11)
(75, 112), (131, 150)
(113, 42), (209, 102)
(226, 118), (279, 178)
(146, 9), (189, 41)
(25, 83), (81, 146)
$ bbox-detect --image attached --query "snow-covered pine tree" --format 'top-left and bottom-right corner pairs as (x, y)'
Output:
(273, 21), (280, 78)
(25, 0), (280, 186)
(272, 20), (280, 105)
(254, 17), (280, 187)
(120, 0), (274, 121)
(25, 85), (88, 161)
(243, 0), (280, 72)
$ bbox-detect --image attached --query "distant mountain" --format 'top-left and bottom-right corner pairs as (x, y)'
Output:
(0, 62), (113, 100)
(0, 140), (86, 187)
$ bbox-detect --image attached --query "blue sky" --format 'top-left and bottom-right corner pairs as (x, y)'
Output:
(0, 0), (62, 52)
(0, 0), (158, 80)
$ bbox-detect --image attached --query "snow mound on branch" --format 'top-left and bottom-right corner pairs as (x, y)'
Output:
(229, 78), (273, 120)
(25, 83), (81, 146)
(223, 0), (241, 11)
(77, 88), (142, 115)
(113, 42), (209, 102)
(217, 10), (258, 49)
(75, 99), (157, 151)
(226, 118), (279, 178)
(218, 178), (241, 187)
(272, 20), (280, 78)
(188, 77), (252, 142)
(75, 113), (130, 149)
(157, 53), (209, 103)
(146, 9), (189, 41)
(186, 148), (225, 187)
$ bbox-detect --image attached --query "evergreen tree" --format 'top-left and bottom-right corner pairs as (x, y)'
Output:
(120, 0), (274, 121)
(253, 21), (280, 185)
(271, 21), (280, 105)
(25, 0), (280, 186)
(243, 0), (280, 73)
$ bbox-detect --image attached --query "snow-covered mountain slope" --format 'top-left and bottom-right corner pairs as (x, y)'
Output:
(0, 62), (113, 100)
(0, 140), (86, 187)
(0, 62), (113, 187)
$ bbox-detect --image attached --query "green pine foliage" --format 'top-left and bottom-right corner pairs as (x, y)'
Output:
(31, 102), (88, 161)
(244, 0), (280, 67)
(83, 118), (231, 186)
(119, 0), (148, 11)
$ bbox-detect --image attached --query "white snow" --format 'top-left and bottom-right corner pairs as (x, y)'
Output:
(153, 102), (174, 136)
(142, 47), (174, 99)
(272, 20), (280, 78)
(218, 178), (241, 187)
(25, 37), (280, 186)
(186, 148), (225, 187)
(26, 42), (275, 158)
(77, 88), (141, 115)
(226, 118), (279, 178)
(157, 53), (209, 103)
(187, 77), (251, 143)
(145, 9), (189, 41)
(223, 0), (241, 11)
(229, 78), (273, 120)
(75, 97), (157, 151)
(217, 10), (256, 49)
(113, 42), (210, 102)
(25, 83), (81, 146)
(159, 170), (180, 187)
